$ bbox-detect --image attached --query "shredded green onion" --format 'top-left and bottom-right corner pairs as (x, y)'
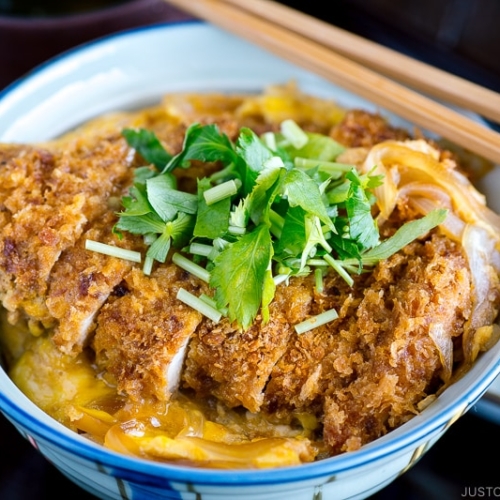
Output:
(262, 131), (277, 151)
(294, 157), (354, 177)
(269, 209), (285, 239)
(228, 225), (246, 236)
(143, 255), (154, 276)
(203, 179), (240, 206)
(323, 254), (354, 286)
(198, 293), (218, 309)
(307, 258), (329, 267)
(294, 308), (339, 334)
(280, 119), (308, 149)
(85, 239), (141, 263)
(172, 252), (211, 282)
(177, 288), (222, 323)
(315, 268), (324, 293)
(189, 242), (214, 257)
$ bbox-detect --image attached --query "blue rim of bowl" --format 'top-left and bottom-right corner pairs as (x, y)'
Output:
(1, 21), (500, 487)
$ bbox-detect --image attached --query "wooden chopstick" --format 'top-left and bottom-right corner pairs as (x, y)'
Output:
(164, 0), (500, 165)
(222, 0), (500, 125)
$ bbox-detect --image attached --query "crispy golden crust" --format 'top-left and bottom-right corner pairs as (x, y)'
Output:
(182, 310), (295, 414)
(267, 232), (472, 454)
(330, 110), (410, 148)
(92, 266), (206, 402)
(0, 135), (134, 322)
(46, 212), (145, 355)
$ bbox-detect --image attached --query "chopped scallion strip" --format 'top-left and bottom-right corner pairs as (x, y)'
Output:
(198, 293), (218, 309)
(262, 131), (277, 151)
(172, 252), (211, 282)
(281, 119), (308, 149)
(315, 268), (324, 293)
(307, 258), (329, 267)
(269, 209), (284, 239)
(143, 255), (154, 276)
(177, 288), (222, 323)
(203, 179), (240, 206)
(294, 157), (354, 176)
(189, 242), (214, 257)
(85, 239), (141, 263)
(323, 254), (354, 286)
(273, 273), (289, 286)
(294, 308), (339, 334)
(228, 225), (246, 236)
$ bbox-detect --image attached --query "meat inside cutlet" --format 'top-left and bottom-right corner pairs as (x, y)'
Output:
(46, 211), (145, 356)
(0, 133), (134, 326)
(92, 266), (206, 402)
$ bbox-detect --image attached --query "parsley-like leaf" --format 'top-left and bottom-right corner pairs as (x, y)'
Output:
(164, 123), (237, 172)
(194, 178), (230, 239)
(122, 128), (172, 169)
(210, 224), (273, 329)
(146, 174), (197, 222)
(283, 169), (333, 228)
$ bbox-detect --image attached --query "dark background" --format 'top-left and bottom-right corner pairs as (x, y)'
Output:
(1, 1), (499, 498)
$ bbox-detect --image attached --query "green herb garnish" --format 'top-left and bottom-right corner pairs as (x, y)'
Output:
(115, 122), (447, 329)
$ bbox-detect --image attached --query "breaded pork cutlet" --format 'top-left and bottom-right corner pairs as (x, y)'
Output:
(46, 212), (145, 356)
(181, 227), (473, 454)
(0, 132), (135, 328)
(267, 231), (472, 453)
(183, 310), (293, 414)
(92, 265), (206, 402)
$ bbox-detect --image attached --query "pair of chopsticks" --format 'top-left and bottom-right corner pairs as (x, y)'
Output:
(164, 0), (500, 165)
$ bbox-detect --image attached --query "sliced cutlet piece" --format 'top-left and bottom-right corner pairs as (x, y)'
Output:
(322, 234), (473, 454)
(182, 280), (313, 414)
(46, 211), (145, 356)
(92, 266), (206, 403)
(0, 132), (134, 325)
(263, 233), (473, 453)
(263, 274), (362, 416)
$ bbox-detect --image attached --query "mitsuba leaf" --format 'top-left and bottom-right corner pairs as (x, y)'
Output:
(119, 183), (153, 217)
(329, 231), (363, 262)
(114, 211), (166, 235)
(236, 127), (274, 194)
(164, 123), (237, 172)
(122, 128), (172, 169)
(345, 181), (379, 251)
(261, 263), (276, 324)
(168, 212), (196, 249)
(282, 169), (333, 228)
(275, 205), (306, 257)
(133, 166), (158, 184)
(300, 215), (332, 270)
(210, 224), (273, 329)
(147, 232), (172, 263)
(246, 166), (284, 226)
(193, 178), (230, 239)
(146, 175), (197, 222)
(360, 209), (448, 265)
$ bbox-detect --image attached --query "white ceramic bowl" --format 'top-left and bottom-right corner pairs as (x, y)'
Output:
(1, 21), (500, 500)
